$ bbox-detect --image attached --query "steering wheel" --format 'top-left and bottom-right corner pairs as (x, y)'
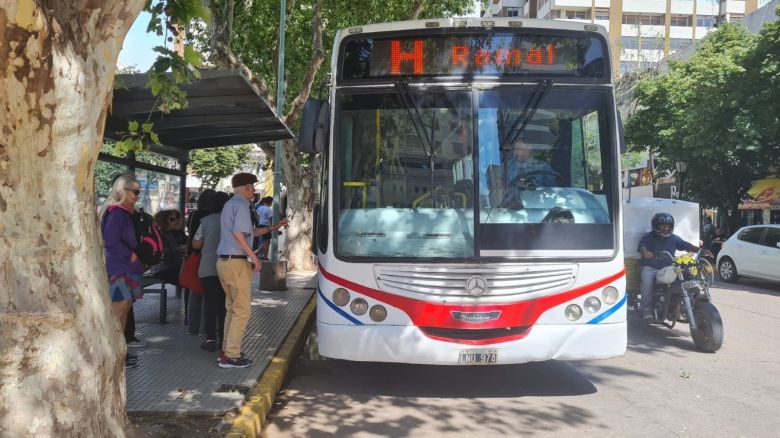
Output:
(508, 170), (561, 188)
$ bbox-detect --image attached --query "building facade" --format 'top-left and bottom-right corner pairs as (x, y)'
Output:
(486, 0), (771, 76)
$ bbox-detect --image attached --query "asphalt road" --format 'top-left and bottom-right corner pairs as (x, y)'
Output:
(263, 277), (780, 437)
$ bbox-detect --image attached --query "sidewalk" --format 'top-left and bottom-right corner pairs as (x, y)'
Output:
(126, 271), (316, 415)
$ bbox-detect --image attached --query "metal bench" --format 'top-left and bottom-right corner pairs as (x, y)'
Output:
(140, 275), (178, 323)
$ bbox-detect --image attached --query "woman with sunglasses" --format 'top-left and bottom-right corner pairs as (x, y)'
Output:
(99, 174), (145, 369)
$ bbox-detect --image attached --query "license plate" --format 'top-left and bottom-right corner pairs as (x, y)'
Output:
(458, 350), (498, 365)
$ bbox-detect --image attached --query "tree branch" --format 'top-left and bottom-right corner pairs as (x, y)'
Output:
(409, 0), (428, 20)
(283, 0), (325, 127)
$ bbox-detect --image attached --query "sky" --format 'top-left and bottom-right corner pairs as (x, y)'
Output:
(118, 2), (483, 70)
(118, 12), (159, 71)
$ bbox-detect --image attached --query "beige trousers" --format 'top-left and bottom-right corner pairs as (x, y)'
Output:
(217, 259), (252, 359)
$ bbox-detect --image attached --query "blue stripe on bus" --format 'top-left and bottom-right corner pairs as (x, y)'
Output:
(587, 294), (627, 324)
(318, 287), (364, 326)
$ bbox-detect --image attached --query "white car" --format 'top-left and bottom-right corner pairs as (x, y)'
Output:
(717, 224), (780, 283)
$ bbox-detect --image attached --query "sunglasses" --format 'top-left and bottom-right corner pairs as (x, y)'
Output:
(125, 188), (141, 196)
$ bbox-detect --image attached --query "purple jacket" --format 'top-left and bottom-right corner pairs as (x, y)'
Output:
(102, 205), (144, 277)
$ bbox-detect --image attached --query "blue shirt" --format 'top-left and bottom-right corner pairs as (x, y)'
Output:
(637, 232), (695, 269)
(256, 204), (273, 226)
(217, 195), (254, 256)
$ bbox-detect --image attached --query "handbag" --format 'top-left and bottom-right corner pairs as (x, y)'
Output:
(178, 252), (203, 294)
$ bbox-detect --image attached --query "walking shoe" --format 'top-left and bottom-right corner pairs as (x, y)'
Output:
(127, 338), (147, 348)
(201, 339), (217, 352)
(216, 350), (245, 362)
(125, 357), (138, 369)
(218, 356), (253, 369)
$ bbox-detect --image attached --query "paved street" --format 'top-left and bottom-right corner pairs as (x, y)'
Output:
(263, 278), (780, 437)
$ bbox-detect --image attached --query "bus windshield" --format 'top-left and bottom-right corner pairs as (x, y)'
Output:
(335, 86), (616, 260)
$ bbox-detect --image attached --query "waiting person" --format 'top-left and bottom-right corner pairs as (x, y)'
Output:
(191, 191), (231, 352)
(711, 227), (726, 259)
(99, 174), (145, 369)
(150, 209), (187, 286)
(216, 173), (288, 368)
(504, 135), (557, 187)
(256, 196), (274, 259)
(186, 189), (216, 254)
(637, 213), (702, 321)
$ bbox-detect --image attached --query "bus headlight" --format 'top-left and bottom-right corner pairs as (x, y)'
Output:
(332, 288), (350, 306)
(602, 286), (619, 305)
(369, 305), (387, 322)
(350, 298), (368, 315)
(565, 304), (583, 321)
(584, 296), (602, 314)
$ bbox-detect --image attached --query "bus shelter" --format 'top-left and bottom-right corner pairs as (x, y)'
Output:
(99, 69), (293, 217)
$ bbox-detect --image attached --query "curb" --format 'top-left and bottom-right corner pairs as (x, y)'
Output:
(225, 293), (316, 437)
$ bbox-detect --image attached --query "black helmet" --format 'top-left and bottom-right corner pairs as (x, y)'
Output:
(652, 212), (675, 238)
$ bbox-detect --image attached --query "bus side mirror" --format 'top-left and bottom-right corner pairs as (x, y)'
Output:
(299, 99), (329, 154)
(617, 111), (626, 155)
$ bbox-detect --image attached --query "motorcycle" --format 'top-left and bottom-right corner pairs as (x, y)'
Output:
(628, 250), (724, 352)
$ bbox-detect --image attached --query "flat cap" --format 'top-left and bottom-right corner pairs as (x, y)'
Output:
(231, 172), (258, 188)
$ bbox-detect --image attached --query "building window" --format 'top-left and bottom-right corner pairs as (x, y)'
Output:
(566, 10), (588, 20)
(730, 14), (743, 23)
(550, 9), (561, 18)
(595, 8), (609, 20)
(623, 14), (663, 26)
(505, 7), (519, 17)
(670, 15), (692, 26)
(621, 36), (638, 50)
(669, 38), (693, 50)
(697, 15), (715, 27)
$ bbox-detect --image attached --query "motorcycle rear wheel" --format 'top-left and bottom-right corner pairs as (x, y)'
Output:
(690, 302), (723, 352)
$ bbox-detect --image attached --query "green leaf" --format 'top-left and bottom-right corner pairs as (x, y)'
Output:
(150, 131), (162, 146)
(128, 120), (139, 133)
(113, 77), (128, 90)
(142, 122), (154, 133)
(183, 46), (203, 67)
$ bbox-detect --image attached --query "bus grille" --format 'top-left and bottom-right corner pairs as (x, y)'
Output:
(375, 264), (577, 297)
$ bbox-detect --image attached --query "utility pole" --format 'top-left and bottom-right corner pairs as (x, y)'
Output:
(271, 0), (286, 262)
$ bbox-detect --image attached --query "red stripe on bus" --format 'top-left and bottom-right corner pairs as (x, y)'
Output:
(319, 266), (625, 330)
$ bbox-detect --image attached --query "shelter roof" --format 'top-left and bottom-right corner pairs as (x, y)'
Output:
(105, 69), (293, 151)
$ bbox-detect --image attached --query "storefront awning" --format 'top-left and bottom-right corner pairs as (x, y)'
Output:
(739, 178), (780, 209)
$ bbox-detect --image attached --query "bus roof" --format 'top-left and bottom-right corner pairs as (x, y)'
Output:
(334, 17), (608, 44)
(332, 18), (611, 83)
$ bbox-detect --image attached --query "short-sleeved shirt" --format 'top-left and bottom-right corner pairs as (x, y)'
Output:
(217, 195), (254, 256)
(637, 232), (695, 269)
(194, 213), (221, 278)
(256, 204), (273, 226)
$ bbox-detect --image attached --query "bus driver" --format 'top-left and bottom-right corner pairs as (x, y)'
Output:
(505, 135), (557, 188)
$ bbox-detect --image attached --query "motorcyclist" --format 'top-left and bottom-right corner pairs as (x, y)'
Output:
(637, 213), (701, 321)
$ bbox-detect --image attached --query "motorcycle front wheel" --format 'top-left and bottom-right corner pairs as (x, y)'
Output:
(690, 302), (723, 352)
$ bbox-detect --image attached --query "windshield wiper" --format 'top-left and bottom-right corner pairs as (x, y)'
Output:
(394, 80), (437, 206)
(504, 79), (553, 147)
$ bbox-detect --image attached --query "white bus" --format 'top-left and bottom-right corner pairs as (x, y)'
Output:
(299, 17), (626, 365)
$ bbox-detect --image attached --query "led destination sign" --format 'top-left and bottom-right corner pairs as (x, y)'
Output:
(341, 33), (608, 80)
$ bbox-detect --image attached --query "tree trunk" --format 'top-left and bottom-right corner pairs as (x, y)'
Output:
(279, 139), (319, 272)
(0, 1), (144, 436)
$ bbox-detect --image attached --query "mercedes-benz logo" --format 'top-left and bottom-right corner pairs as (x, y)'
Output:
(465, 275), (489, 296)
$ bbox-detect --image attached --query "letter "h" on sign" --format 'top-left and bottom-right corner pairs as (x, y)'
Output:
(391, 40), (424, 74)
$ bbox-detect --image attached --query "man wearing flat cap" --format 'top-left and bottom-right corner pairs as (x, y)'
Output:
(216, 173), (287, 368)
